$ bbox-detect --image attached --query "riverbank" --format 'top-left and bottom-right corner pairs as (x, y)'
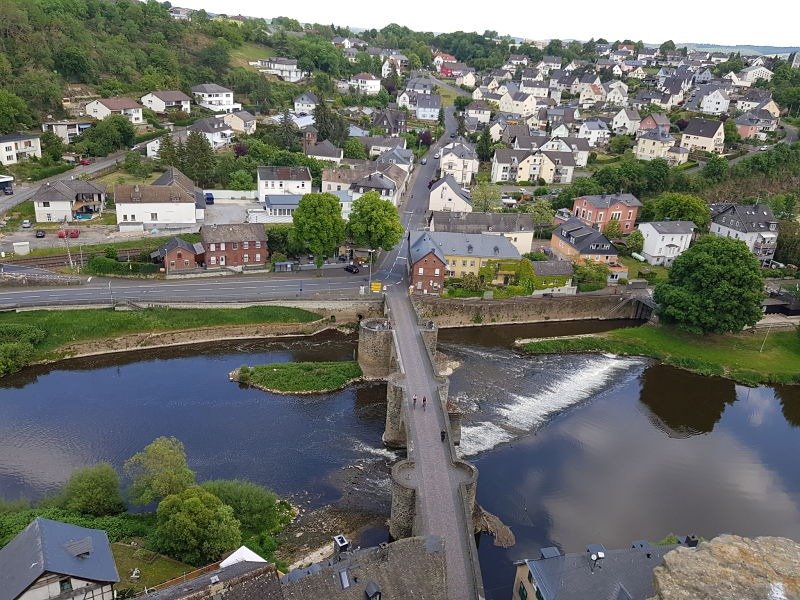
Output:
(232, 361), (363, 394)
(520, 325), (800, 385)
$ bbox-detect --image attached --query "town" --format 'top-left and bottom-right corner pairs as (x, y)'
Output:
(0, 2), (799, 600)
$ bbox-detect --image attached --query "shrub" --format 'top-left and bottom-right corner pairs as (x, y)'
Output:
(58, 463), (125, 516)
(87, 256), (159, 275)
(0, 341), (35, 377)
(0, 324), (45, 345)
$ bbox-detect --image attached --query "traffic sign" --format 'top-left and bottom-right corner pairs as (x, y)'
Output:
(370, 281), (382, 292)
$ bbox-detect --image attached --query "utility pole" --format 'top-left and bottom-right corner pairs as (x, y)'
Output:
(61, 222), (74, 270)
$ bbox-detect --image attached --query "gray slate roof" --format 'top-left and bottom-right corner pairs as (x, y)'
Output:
(554, 218), (618, 256)
(189, 116), (233, 134)
(641, 220), (696, 234)
(31, 179), (105, 203)
(429, 175), (471, 204)
(191, 83), (233, 94)
(411, 230), (520, 260)
(532, 260), (574, 276)
(0, 517), (119, 600)
(710, 203), (777, 233)
(144, 561), (282, 600)
(416, 94), (441, 109)
(683, 117), (723, 138)
(409, 231), (446, 264)
(430, 211), (534, 234)
(149, 90), (190, 102)
(377, 146), (413, 165)
(151, 236), (205, 260)
(578, 193), (642, 209)
(201, 223), (268, 244)
(0, 131), (39, 143)
(308, 139), (342, 159)
(525, 542), (678, 600)
(257, 166), (312, 181)
(295, 91), (319, 104)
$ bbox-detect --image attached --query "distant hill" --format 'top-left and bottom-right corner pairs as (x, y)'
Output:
(677, 43), (800, 56)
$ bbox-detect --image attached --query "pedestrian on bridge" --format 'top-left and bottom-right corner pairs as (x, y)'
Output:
(412, 394), (417, 407)
(422, 395), (426, 409)
(440, 430), (446, 442)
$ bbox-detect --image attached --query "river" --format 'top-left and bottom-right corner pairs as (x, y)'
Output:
(1, 323), (798, 600)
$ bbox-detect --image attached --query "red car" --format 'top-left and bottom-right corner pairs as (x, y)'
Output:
(57, 228), (80, 238)
(79, 159), (91, 166)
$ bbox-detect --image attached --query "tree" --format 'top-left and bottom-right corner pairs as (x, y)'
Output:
(183, 131), (216, 187)
(347, 191), (403, 252)
(476, 127), (493, 161)
(59, 463), (125, 516)
(775, 220), (800, 266)
(648, 192), (711, 229)
(55, 46), (95, 82)
(40, 131), (64, 163)
(153, 486), (241, 566)
(343, 137), (367, 160)
(471, 182), (501, 212)
(313, 100), (348, 146)
(124, 436), (195, 505)
(626, 229), (644, 255)
(454, 96), (471, 111)
(75, 115), (135, 157)
(276, 110), (301, 151)
(519, 199), (555, 229)
(608, 134), (633, 154)
(156, 134), (180, 168)
(723, 118), (740, 146)
(200, 479), (293, 537)
(291, 193), (347, 268)
(266, 224), (303, 256)
(0, 90), (31, 134)
(603, 219), (623, 239)
(228, 170), (254, 190)
(653, 236), (764, 334)
(659, 40), (676, 55)
(701, 155), (729, 183)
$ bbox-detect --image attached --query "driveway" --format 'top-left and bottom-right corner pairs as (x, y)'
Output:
(204, 203), (254, 225)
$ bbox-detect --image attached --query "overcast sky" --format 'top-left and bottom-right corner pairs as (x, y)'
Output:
(176, 0), (798, 48)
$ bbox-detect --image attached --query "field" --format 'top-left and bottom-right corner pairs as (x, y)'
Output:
(523, 325), (800, 385)
(237, 361), (363, 393)
(230, 42), (274, 68)
(95, 169), (164, 190)
(618, 256), (670, 281)
(20, 233), (200, 259)
(112, 542), (192, 593)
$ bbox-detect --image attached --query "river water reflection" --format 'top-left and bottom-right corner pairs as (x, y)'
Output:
(1, 322), (798, 600)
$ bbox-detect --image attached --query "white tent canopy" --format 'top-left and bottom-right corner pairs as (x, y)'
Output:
(220, 545), (268, 568)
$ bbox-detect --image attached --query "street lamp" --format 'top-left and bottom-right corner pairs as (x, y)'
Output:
(367, 249), (376, 290)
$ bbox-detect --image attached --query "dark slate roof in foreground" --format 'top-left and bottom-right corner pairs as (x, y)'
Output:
(554, 217), (618, 256)
(0, 517), (119, 600)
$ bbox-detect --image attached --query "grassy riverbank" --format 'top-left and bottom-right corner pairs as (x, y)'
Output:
(522, 325), (800, 385)
(236, 361), (363, 393)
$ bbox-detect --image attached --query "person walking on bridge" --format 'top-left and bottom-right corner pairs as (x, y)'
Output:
(422, 395), (426, 409)
(412, 394), (417, 408)
(440, 430), (446, 442)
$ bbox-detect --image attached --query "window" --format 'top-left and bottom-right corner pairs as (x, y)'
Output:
(209, 243), (216, 251)
(434, 268), (440, 275)
(255, 253), (261, 262)
(184, 260), (189, 267)
(233, 242), (239, 250)
(255, 241), (261, 248)
(462, 260), (467, 266)
(169, 261), (176, 267)
(470, 261), (475, 267)
(60, 579), (73, 593)
(517, 582), (528, 600)
(150, 213), (158, 221)
(41, 201), (50, 207)
(243, 241), (249, 249)
(243, 254), (249, 263)
(220, 242), (226, 251)
(123, 214), (128, 221)
(177, 252), (182, 259)
(418, 267), (424, 275)
(210, 256), (216, 265)
(46, 214), (52, 221)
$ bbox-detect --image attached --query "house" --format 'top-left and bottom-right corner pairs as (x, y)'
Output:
(405, 77), (434, 95)
(491, 149), (534, 183)
(0, 132), (42, 166)
(603, 82), (628, 106)
(140, 90), (191, 114)
(41, 120), (93, 144)
(611, 108), (641, 135)
(85, 97), (143, 124)
(709, 203), (778, 265)
(465, 100), (492, 125)
(32, 179), (106, 223)
(294, 91), (318, 114)
(408, 231), (447, 294)
(735, 109), (778, 140)
(409, 230), (520, 284)
(150, 237), (205, 272)
(350, 171), (397, 204)
(513, 540), (680, 600)
(542, 136), (591, 167)
(688, 86), (730, 115)
(0, 517), (119, 600)
(256, 57), (307, 82)
(735, 89), (780, 117)
(540, 151), (575, 184)
(381, 56), (406, 78)
(433, 51), (457, 71)
(578, 119), (611, 147)
(538, 56), (563, 73)
(190, 83), (241, 113)
(439, 139), (479, 186)
(257, 165), (312, 198)
(201, 224), (269, 270)
(739, 65), (773, 83)
(456, 70), (477, 88)
(428, 175), (472, 213)
(254, 191), (351, 223)
(572, 193), (642, 233)
(415, 94), (441, 121)
(428, 211), (536, 254)
(551, 217), (621, 271)
(348, 72), (381, 95)
(376, 146), (414, 172)
(372, 109), (407, 135)
(321, 162), (407, 200)
(222, 110), (257, 135)
(187, 116), (233, 149)
(579, 84), (606, 108)
(638, 221), (695, 265)
(638, 113), (671, 136)
(115, 167), (204, 230)
(530, 260), (576, 295)
(146, 129), (187, 160)
(306, 140), (343, 164)
(680, 118), (724, 154)
(635, 129), (679, 162)
(359, 135), (407, 158)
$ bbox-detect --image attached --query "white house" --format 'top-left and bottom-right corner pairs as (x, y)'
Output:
(638, 221), (695, 265)
(428, 175), (472, 212)
(191, 84), (241, 113)
(115, 168), (202, 230)
(709, 203), (778, 265)
(0, 517), (119, 600)
(140, 90), (191, 114)
(739, 65), (774, 84)
(611, 108), (641, 135)
(85, 97), (143, 124)
(188, 117), (234, 150)
(348, 72), (381, 95)
(466, 100), (492, 125)
(680, 118), (725, 154)
(439, 140), (480, 186)
(698, 88), (730, 116)
(306, 140), (343, 165)
(294, 91), (319, 114)
(578, 119), (610, 147)
(40, 120), (92, 144)
(0, 132), (42, 166)
(31, 179), (106, 223)
(257, 165), (312, 198)
(255, 57), (307, 82)
(415, 94), (441, 121)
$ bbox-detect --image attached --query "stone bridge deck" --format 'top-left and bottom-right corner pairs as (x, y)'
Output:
(386, 288), (484, 600)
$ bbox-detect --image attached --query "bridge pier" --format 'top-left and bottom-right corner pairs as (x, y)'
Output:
(357, 317), (395, 379)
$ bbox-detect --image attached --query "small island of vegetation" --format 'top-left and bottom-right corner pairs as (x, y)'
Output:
(233, 361), (363, 394)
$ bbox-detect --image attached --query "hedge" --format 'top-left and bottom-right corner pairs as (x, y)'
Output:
(86, 256), (160, 275)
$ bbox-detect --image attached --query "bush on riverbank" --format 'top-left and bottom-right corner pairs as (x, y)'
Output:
(522, 325), (800, 385)
(0, 324), (46, 377)
(236, 361), (363, 393)
(0, 306), (321, 360)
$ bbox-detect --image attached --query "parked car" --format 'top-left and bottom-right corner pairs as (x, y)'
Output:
(433, 152), (440, 159)
(421, 157), (427, 165)
(204, 192), (215, 205)
(57, 228), (80, 238)
(35, 230), (45, 238)
(344, 264), (360, 273)
(2, 187), (12, 195)
(21, 219), (31, 228)
(759, 145), (770, 151)
(450, 133), (456, 138)
(79, 159), (91, 166)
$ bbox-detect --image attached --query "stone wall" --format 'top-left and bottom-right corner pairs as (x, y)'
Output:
(413, 293), (648, 328)
(383, 374), (407, 448)
(357, 318), (395, 379)
(388, 460), (417, 540)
